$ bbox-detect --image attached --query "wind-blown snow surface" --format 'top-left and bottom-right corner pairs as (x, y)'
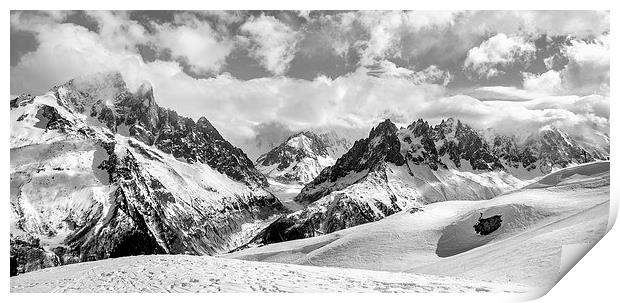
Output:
(227, 161), (610, 294)
(10, 255), (527, 293)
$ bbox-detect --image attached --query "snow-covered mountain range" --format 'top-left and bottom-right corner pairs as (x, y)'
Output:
(10, 71), (609, 279)
(10, 72), (287, 275)
(12, 161), (609, 295)
(240, 118), (608, 247)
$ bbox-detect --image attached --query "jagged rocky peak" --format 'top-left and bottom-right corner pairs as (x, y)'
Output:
(52, 72), (159, 132)
(196, 116), (223, 140)
(299, 117), (607, 204)
(259, 131), (329, 165)
(436, 117), (456, 134)
(370, 118), (399, 138)
(294, 119), (405, 202)
(136, 80), (154, 99)
(363, 119), (406, 166)
(286, 131), (330, 155)
(401, 117), (505, 171)
(49, 71), (267, 187)
(321, 119), (404, 177)
(238, 117), (609, 249)
(54, 71), (127, 110)
(492, 125), (607, 175)
(256, 130), (342, 184)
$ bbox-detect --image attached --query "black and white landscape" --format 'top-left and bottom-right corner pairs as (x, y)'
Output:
(9, 10), (610, 295)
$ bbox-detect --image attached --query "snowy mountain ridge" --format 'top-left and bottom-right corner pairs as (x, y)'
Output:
(10, 72), (287, 276)
(240, 118), (608, 247)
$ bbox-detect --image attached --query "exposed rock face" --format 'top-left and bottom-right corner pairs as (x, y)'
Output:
(33, 105), (72, 131)
(394, 118), (506, 173)
(10, 72), (287, 275)
(240, 118), (608, 247)
(256, 131), (352, 184)
(473, 214), (503, 236)
(10, 94), (35, 109)
(258, 132), (330, 168)
(296, 119), (405, 202)
(492, 127), (607, 176)
(10, 235), (60, 276)
(53, 72), (266, 187)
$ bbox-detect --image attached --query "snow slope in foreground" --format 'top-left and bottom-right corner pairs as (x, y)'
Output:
(226, 161), (610, 293)
(10, 254), (526, 293)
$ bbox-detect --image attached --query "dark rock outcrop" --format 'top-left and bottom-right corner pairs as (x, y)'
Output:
(492, 128), (605, 174)
(10, 235), (59, 276)
(473, 214), (503, 235)
(296, 119), (405, 202)
(404, 118), (503, 171)
(10, 94), (35, 109)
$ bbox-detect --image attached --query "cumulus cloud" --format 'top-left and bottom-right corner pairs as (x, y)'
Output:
(10, 10), (72, 31)
(154, 13), (235, 74)
(560, 35), (610, 94)
(85, 11), (150, 51)
(10, 21), (146, 94)
(464, 34), (536, 79)
(313, 11), (608, 72)
(239, 14), (302, 75)
(520, 34), (609, 96)
(453, 11), (608, 39)
(355, 11), (458, 65)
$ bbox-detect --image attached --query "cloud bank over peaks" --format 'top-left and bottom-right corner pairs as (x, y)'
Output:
(9, 10), (609, 156)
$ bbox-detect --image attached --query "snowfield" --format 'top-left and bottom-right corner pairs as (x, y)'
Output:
(266, 179), (305, 212)
(226, 161), (610, 294)
(10, 254), (527, 293)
